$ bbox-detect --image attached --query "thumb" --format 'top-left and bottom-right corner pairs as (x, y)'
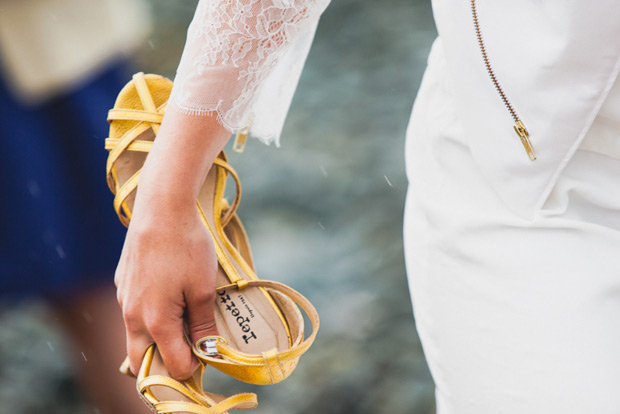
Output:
(185, 286), (220, 345)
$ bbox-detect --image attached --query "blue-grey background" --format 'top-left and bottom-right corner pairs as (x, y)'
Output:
(0, 0), (439, 412)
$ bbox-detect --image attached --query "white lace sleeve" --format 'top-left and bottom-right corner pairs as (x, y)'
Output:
(170, 0), (330, 146)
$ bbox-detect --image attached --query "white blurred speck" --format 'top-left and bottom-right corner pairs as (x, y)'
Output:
(81, 352), (88, 362)
(317, 222), (325, 230)
(319, 165), (328, 177)
(147, 39), (155, 49)
(83, 311), (93, 323)
(384, 175), (393, 187)
(46, 341), (54, 352)
(27, 180), (40, 197)
(55, 245), (65, 259)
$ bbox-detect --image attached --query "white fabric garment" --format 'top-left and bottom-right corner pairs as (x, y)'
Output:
(170, 0), (329, 145)
(172, 0), (620, 214)
(404, 37), (620, 413)
(430, 0), (620, 218)
(171, 1), (620, 411)
(0, 0), (151, 102)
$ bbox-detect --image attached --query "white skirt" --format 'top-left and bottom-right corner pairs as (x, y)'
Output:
(404, 38), (620, 414)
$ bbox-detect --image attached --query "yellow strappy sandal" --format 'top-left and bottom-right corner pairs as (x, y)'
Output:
(105, 73), (320, 412)
(137, 344), (258, 414)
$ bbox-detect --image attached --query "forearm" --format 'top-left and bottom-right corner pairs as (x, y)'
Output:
(131, 104), (232, 229)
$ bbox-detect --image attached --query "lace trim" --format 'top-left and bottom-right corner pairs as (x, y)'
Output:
(170, 0), (329, 144)
(170, 96), (278, 145)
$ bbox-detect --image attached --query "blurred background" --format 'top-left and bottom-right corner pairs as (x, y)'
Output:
(0, 0), (438, 412)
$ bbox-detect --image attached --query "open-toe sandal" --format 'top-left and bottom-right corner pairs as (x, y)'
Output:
(137, 344), (258, 413)
(106, 72), (320, 412)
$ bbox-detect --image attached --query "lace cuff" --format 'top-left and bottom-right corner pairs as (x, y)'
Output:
(170, 0), (330, 146)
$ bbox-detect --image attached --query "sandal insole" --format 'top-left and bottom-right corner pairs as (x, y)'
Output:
(198, 166), (291, 354)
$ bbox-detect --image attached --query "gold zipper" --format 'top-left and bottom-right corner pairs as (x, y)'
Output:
(470, 0), (536, 161)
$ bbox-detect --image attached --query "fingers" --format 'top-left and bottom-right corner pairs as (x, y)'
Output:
(114, 218), (220, 381)
(123, 305), (197, 380)
(125, 327), (153, 377)
(149, 314), (199, 380)
(185, 284), (220, 344)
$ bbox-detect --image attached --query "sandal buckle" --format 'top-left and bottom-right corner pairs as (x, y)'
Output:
(196, 336), (226, 357)
(233, 126), (249, 153)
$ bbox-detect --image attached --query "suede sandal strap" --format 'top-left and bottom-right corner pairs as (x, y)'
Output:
(105, 73), (241, 229)
(108, 108), (164, 123)
(193, 280), (319, 385)
(138, 345), (258, 414)
(105, 103), (163, 172)
(132, 72), (160, 133)
(153, 401), (217, 414)
(153, 394), (257, 414)
(105, 137), (153, 153)
(201, 391), (258, 410)
(105, 122), (151, 189)
(212, 158), (242, 227)
(105, 75), (166, 177)
(139, 376), (204, 407)
(113, 169), (140, 225)
(105, 77), (167, 225)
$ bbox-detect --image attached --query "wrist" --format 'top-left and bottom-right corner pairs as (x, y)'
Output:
(136, 162), (201, 206)
(127, 104), (232, 229)
(130, 169), (202, 231)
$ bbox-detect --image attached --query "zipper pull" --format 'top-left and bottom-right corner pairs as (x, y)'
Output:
(233, 126), (249, 153)
(513, 120), (536, 161)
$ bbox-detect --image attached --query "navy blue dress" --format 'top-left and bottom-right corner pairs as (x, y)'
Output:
(0, 63), (129, 299)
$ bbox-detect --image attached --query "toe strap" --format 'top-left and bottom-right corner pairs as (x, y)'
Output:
(153, 392), (258, 414)
(105, 72), (168, 226)
(138, 345), (258, 414)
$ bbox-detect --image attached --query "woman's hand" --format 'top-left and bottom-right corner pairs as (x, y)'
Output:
(115, 203), (219, 380)
(114, 105), (233, 379)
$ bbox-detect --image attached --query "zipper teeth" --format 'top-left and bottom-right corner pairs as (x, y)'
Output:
(470, 0), (520, 124)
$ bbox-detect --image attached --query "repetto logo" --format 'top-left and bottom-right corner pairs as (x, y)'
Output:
(218, 290), (257, 344)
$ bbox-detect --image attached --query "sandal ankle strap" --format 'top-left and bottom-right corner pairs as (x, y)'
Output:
(193, 280), (320, 385)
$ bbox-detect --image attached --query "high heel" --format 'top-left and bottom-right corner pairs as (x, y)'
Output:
(106, 72), (319, 413)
